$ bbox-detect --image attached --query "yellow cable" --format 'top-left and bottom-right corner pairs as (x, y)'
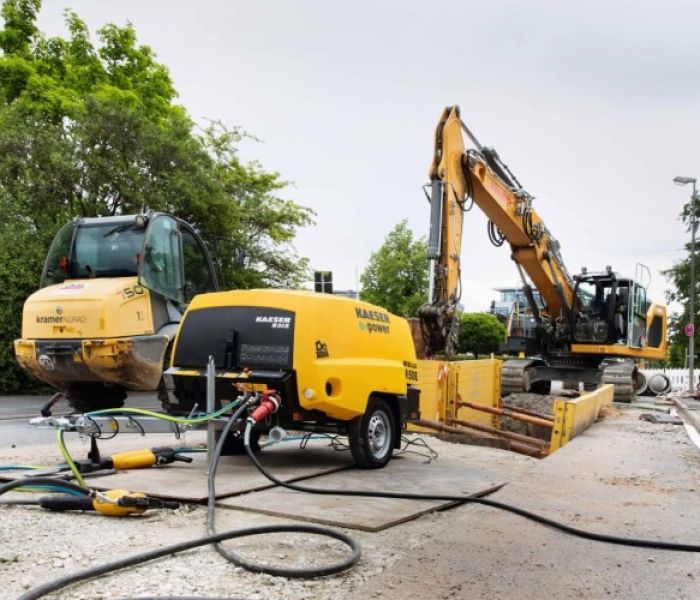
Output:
(57, 430), (85, 487)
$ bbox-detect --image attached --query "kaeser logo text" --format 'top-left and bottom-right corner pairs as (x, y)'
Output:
(255, 316), (292, 329)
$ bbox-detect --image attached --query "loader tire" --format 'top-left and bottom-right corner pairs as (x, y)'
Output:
(348, 397), (395, 469)
(67, 382), (126, 413)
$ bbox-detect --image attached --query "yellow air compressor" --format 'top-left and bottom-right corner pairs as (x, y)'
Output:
(166, 289), (421, 468)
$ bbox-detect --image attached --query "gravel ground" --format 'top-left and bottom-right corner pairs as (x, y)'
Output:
(1, 393), (692, 599)
(0, 430), (537, 600)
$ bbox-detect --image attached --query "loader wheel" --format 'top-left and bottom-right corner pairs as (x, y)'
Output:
(348, 398), (395, 469)
(67, 382), (126, 413)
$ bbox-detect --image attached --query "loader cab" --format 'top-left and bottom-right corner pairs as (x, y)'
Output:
(572, 270), (647, 348)
(41, 213), (218, 304)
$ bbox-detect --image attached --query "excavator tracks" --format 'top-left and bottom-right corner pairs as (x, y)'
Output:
(501, 359), (540, 395)
(502, 359), (639, 402)
(601, 362), (638, 403)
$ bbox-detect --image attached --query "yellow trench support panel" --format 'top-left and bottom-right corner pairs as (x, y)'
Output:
(549, 384), (614, 452)
(409, 359), (501, 432)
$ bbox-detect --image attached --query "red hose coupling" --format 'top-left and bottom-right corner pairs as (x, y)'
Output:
(248, 391), (281, 424)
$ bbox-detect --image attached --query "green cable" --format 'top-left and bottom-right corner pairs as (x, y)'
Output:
(10, 485), (84, 496)
(56, 430), (85, 487)
(0, 465), (47, 471)
(51, 398), (243, 489)
(87, 398), (243, 424)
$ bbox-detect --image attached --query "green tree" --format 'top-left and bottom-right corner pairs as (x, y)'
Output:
(360, 220), (428, 317)
(662, 199), (697, 368)
(0, 1), (313, 393)
(458, 312), (506, 358)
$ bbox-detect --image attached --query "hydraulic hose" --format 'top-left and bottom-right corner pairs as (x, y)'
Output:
(17, 524), (356, 600)
(19, 401), (361, 599)
(242, 423), (700, 554)
(0, 476), (90, 507)
(206, 404), (361, 577)
(0, 477), (90, 497)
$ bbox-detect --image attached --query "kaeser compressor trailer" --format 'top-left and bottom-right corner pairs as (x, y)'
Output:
(165, 289), (420, 468)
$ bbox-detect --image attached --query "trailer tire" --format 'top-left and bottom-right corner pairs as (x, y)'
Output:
(67, 382), (126, 413)
(348, 397), (395, 469)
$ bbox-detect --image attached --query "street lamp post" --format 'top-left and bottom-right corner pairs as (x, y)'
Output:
(674, 175), (698, 395)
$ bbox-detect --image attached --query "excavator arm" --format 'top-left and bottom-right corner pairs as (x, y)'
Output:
(417, 107), (467, 358)
(419, 105), (575, 356)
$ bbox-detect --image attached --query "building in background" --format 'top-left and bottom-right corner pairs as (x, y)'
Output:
(490, 286), (544, 321)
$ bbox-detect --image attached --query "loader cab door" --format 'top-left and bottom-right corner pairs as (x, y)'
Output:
(180, 224), (218, 302)
(139, 215), (185, 304)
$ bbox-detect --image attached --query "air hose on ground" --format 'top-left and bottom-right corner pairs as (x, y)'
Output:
(241, 422), (700, 553)
(11, 394), (700, 599)
(16, 399), (361, 600)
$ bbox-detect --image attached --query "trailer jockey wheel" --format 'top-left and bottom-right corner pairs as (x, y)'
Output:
(218, 430), (261, 456)
(349, 397), (395, 469)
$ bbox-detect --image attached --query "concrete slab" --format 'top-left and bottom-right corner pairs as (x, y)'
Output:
(2, 440), (355, 501)
(91, 441), (356, 501)
(219, 456), (507, 531)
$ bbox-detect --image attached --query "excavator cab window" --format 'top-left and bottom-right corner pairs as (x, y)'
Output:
(613, 283), (630, 344)
(573, 278), (616, 344)
(629, 283), (647, 348)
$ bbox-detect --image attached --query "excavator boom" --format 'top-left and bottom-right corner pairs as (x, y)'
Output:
(419, 105), (667, 400)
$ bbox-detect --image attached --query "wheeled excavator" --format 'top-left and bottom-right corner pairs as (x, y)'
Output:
(418, 106), (667, 401)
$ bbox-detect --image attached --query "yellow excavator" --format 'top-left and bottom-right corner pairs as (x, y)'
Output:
(419, 106), (667, 401)
(14, 212), (219, 412)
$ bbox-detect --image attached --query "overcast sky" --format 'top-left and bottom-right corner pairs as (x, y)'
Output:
(38, 0), (700, 312)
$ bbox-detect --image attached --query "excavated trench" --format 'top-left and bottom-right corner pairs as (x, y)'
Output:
(500, 392), (560, 442)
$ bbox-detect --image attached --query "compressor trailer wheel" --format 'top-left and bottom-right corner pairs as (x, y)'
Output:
(348, 398), (395, 468)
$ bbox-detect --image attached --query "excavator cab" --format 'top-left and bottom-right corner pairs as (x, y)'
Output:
(572, 270), (647, 348)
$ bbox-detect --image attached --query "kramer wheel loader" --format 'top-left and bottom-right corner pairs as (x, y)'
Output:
(14, 212), (219, 412)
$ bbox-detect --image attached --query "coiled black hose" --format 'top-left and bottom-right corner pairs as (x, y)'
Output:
(17, 409), (360, 600)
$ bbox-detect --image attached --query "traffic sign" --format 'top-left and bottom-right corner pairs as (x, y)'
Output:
(685, 323), (695, 337)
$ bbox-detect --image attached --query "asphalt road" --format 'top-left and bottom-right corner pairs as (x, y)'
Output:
(0, 392), (160, 448)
